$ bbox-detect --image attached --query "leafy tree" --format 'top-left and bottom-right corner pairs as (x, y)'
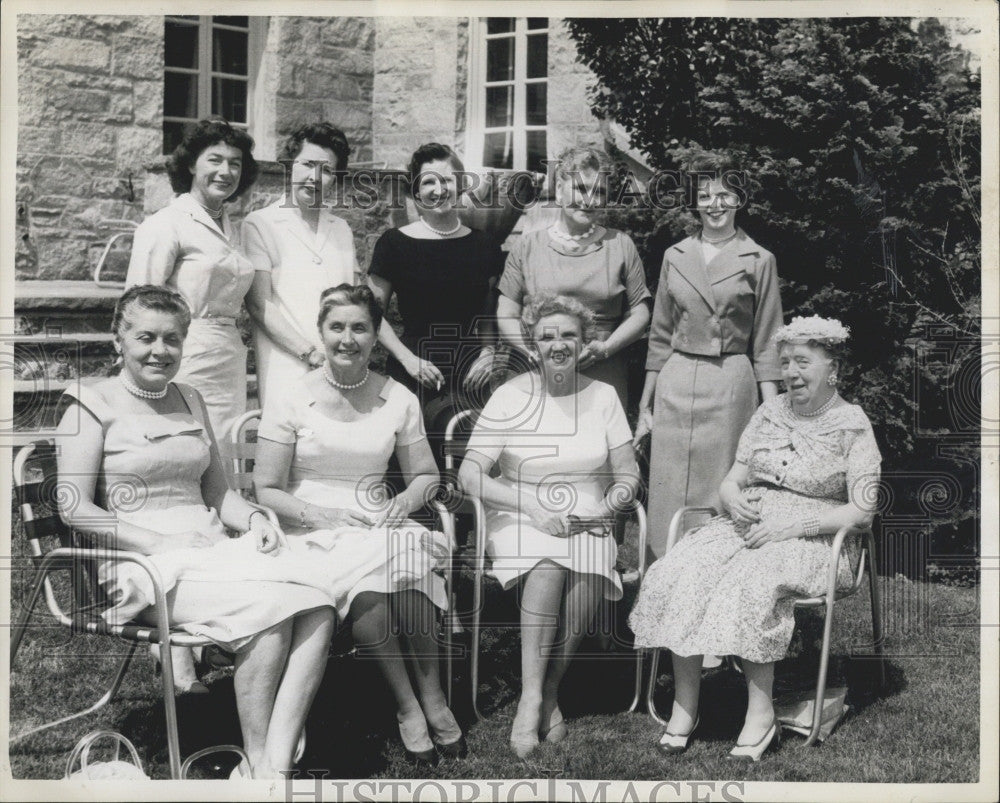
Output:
(568, 17), (982, 569)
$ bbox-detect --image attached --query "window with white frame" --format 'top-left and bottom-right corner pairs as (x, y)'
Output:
(467, 17), (548, 172)
(162, 16), (261, 153)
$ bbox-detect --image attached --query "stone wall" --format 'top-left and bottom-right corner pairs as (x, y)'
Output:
(546, 19), (603, 159)
(254, 16), (375, 163)
(16, 15), (162, 281)
(372, 17), (460, 173)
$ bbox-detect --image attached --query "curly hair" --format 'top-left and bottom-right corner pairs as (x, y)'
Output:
(406, 142), (464, 198)
(317, 283), (384, 332)
(279, 122), (352, 170)
(112, 285), (192, 339)
(166, 117), (259, 200)
(553, 146), (611, 182)
(521, 293), (597, 344)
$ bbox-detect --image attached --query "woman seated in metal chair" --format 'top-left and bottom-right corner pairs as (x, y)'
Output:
(55, 285), (343, 779)
(457, 293), (641, 759)
(252, 284), (464, 768)
(628, 315), (882, 761)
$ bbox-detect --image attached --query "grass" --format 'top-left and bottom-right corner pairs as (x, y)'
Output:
(7, 526), (982, 782)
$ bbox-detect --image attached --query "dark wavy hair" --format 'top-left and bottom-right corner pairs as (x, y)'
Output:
(683, 149), (748, 211)
(317, 284), (384, 332)
(407, 142), (464, 198)
(112, 285), (192, 339)
(279, 122), (352, 170)
(166, 117), (259, 200)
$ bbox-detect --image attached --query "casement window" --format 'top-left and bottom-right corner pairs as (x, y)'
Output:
(466, 17), (548, 172)
(162, 15), (263, 153)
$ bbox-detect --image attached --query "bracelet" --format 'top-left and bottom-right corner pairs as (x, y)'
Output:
(299, 345), (317, 364)
(247, 509), (265, 529)
(298, 504), (309, 528)
(801, 515), (820, 537)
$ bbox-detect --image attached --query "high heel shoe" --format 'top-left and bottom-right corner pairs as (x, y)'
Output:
(656, 715), (699, 756)
(727, 720), (780, 762)
(426, 706), (468, 759)
(398, 711), (438, 768)
(293, 730), (306, 764)
(539, 708), (568, 744)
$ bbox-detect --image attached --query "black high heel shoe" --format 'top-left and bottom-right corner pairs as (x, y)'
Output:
(656, 715), (699, 756)
(398, 712), (439, 768)
(427, 706), (468, 759)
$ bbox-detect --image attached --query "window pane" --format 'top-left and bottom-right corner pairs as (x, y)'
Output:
(527, 130), (547, 173)
(213, 15), (248, 28)
(484, 131), (513, 170)
(527, 33), (548, 79)
(212, 27), (248, 75)
(165, 20), (198, 69)
(164, 72), (198, 118)
(527, 18), (548, 30)
(486, 37), (514, 82)
(163, 121), (188, 154)
(526, 83), (547, 126)
(212, 77), (247, 123)
(486, 18), (514, 35)
(485, 86), (514, 128)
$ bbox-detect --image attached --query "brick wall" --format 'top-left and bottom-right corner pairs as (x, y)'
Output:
(16, 15), (162, 281)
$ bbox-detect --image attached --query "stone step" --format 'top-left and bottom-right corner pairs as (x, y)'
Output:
(14, 280), (121, 334)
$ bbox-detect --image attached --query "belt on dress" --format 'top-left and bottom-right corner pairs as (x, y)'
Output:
(190, 316), (237, 326)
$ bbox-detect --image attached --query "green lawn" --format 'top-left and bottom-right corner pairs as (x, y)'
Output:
(8, 552), (981, 783)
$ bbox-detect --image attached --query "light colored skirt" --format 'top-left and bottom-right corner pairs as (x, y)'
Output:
(629, 487), (858, 663)
(646, 351), (756, 558)
(174, 318), (247, 460)
(485, 478), (622, 600)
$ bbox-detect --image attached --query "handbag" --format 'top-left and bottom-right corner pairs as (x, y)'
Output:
(65, 730), (149, 780)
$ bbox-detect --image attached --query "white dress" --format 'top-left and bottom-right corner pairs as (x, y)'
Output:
(125, 193), (255, 452)
(241, 201), (359, 411)
(464, 375), (633, 600)
(257, 375), (452, 615)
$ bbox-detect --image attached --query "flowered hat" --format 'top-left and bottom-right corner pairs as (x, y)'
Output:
(772, 315), (850, 348)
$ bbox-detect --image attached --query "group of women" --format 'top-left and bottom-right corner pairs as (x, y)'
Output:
(53, 117), (882, 777)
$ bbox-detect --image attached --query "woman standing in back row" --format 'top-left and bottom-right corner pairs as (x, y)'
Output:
(634, 151), (784, 559)
(243, 122), (360, 411)
(126, 117), (259, 461)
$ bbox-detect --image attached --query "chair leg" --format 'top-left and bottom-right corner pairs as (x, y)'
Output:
(645, 649), (668, 727)
(804, 596), (837, 747)
(469, 564), (484, 721)
(11, 642), (137, 741)
(866, 537), (887, 690)
(158, 637), (184, 779)
(626, 649), (643, 713)
(9, 567), (48, 662)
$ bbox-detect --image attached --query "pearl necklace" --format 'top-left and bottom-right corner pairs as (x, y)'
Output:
(324, 364), (369, 390)
(789, 391), (839, 418)
(195, 200), (224, 220)
(550, 222), (596, 244)
(120, 373), (168, 400)
(701, 230), (737, 245)
(420, 216), (462, 237)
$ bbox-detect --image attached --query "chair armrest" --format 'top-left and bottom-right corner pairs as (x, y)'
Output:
(823, 523), (872, 601)
(664, 506), (718, 554)
(38, 547), (171, 636)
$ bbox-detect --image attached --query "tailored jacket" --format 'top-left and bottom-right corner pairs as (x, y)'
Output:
(645, 229), (783, 382)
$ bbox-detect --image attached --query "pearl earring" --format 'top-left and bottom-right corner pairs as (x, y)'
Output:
(827, 373), (838, 387)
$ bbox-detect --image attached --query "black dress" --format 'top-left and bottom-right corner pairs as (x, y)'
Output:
(368, 228), (505, 468)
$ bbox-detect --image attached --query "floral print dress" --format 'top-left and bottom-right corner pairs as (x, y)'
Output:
(628, 394), (882, 663)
